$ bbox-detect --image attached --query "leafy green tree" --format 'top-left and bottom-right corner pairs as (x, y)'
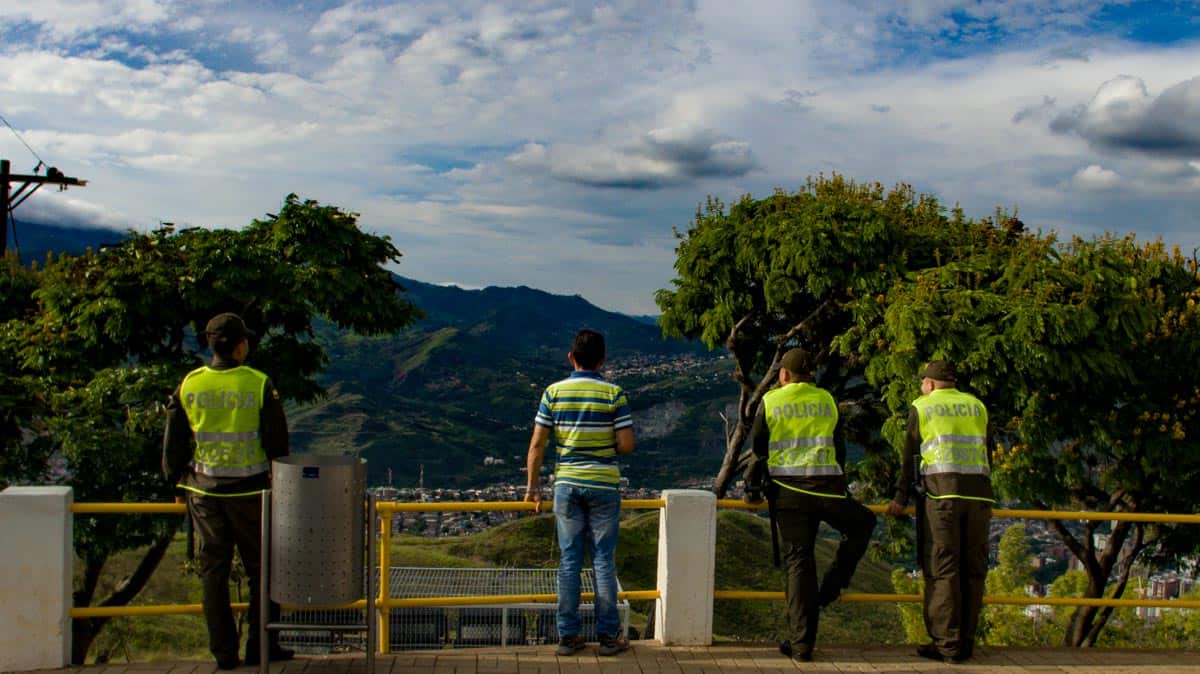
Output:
(980, 523), (1050, 646)
(0, 254), (52, 487)
(655, 175), (1021, 505)
(0, 195), (420, 662)
(845, 233), (1200, 646)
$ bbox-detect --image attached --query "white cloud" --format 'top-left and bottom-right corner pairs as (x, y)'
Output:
(507, 126), (756, 190)
(0, 0), (173, 39)
(2, 1), (1200, 312)
(1072, 164), (1121, 191)
(1052, 75), (1200, 157)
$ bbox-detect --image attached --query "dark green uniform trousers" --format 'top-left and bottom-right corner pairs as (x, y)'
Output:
(920, 497), (992, 658)
(774, 494), (877, 648)
(188, 493), (280, 662)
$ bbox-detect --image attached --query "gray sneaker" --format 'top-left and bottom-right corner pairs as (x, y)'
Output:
(598, 635), (630, 656)
(556, 635), (587, 656)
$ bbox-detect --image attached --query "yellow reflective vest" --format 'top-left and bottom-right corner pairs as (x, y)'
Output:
(913, 388), (993, 502)
(763, 382), (842, 497)
(179, 365), (270, 488)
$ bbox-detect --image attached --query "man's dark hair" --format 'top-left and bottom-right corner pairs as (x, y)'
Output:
(571, 329), (606, 370)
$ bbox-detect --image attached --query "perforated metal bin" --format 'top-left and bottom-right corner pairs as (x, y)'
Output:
(269, 455), (366, 606)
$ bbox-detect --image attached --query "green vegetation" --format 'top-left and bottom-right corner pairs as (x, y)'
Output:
(657, 174), (1200, 645)
(892, 523), (1200, 649)
(390, 509), (900, 644)
(87, 510), (901, 661)
(0, 195), (419, 662)
(296, 281), (732, 489)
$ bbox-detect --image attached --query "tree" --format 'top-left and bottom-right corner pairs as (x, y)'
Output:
(0, 195), (420, 662)
(0, 254), (52, 487)
(655, 175), (1018, 502)
(843, 232), (1200, 646)
(980, 523), (1050, 646)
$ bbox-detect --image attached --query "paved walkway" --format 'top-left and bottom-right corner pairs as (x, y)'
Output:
(30, 644), (1200, 674)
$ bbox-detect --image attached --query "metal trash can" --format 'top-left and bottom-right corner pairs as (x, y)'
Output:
(270, 455), (366, 606)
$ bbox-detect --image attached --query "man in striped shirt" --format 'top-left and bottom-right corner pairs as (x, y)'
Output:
(524, 329), (635, 656)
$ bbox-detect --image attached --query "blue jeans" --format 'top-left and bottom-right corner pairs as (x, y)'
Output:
(553, 483), (622, 639)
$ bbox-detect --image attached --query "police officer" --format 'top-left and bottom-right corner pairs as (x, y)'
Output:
(163, 313), (293, 669)
(743, 348), (876, 663)
(886, 361), (993, 664)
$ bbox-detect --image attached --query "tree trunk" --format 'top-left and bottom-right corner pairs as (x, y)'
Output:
(71, 556), (105, 665)
(1043, 507), (1142, 648)
(70, 531), (174, 664)
(711, 302), (832, 497)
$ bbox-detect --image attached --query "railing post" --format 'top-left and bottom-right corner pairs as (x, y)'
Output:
(379, 504), (391, 654)
(655, 489), (715, 645)
(0, 486), (73, 671)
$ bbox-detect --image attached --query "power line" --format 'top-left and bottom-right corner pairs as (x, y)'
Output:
(0, 111), (47, 170)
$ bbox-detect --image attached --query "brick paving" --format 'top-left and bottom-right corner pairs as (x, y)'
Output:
(24, 644), (1200, 674)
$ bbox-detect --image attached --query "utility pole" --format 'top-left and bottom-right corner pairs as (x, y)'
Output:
(1, 158), (88, 256)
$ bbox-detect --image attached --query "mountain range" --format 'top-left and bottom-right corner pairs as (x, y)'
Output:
(306, 275), (733, 488)
(13, 219), (736, 489)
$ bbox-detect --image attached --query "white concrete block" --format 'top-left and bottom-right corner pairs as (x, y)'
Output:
(0, 486), (73, 671)
(655, 489), (715, 645)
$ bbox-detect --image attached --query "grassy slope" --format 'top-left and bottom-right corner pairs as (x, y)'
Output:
(89, 510), (900, 662)
(387, 509), (901, 644)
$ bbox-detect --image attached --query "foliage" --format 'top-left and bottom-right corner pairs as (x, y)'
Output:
(660, 174), (1200, 646)
(980, 523), (1045, 646)
(848, 232), (1200, 645)
(0, 254), (52, 487)
(889, 569), (925, 643)
(1146, 589), (1200, 647)
(413, 509), (900, 644)
(0, 195), (419, 662)
(300, 290), (730, 489)
(655, 175), (1020, 503)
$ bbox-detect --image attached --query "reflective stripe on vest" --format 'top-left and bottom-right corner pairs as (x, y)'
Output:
(764, 382), (841, 479)
(180, 365), (269, 480)
(914, 389), (989, 477)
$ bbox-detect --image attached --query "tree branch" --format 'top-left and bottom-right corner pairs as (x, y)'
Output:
(99, 530), (173, 608)
(725, 311), (754, 352)
(1083, 523), (1145, 647)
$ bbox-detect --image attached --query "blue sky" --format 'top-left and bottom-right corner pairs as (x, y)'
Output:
(1, 0), (1199, 313)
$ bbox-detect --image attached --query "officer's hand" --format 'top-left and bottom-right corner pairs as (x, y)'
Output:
(884, 500), (906, 516)
(174, 495), (186, 505)
(523, 490), (542, 514)
(742, 490), (763, 505)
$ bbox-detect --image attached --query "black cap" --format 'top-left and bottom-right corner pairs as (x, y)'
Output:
(780, 348), (814, 375)
(921, 360), (957, 382)
(204, 313), (253, 343)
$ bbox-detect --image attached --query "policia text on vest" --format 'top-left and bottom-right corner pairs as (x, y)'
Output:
(162, 313), (293, 670)
(742, 349), (876, 663)
(886, 361), (994, 665)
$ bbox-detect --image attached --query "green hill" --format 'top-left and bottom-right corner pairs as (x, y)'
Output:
(387, 509), (900, 644)
(294, 277), (734, 489)
(89, 510), (899, 662)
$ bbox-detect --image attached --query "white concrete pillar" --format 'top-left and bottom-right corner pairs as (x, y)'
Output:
(0, 486), (73, 671)
(654, 489), (715, 645)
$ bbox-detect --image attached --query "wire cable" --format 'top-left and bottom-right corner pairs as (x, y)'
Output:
(0, 111), (47, 170)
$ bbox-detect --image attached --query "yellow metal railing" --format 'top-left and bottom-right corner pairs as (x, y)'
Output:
(713, 499), (1200, 608)
(68, 499), (1200, 630)
(716, 500), (1200, 523)
(69, 499), (664, 622)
